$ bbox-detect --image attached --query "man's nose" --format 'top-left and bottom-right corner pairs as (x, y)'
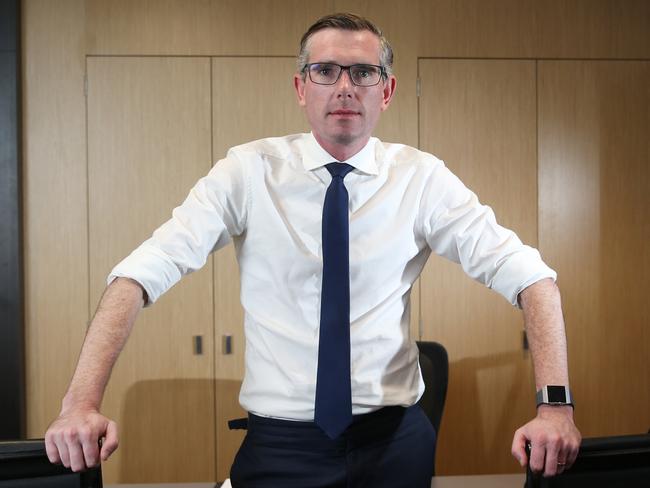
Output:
(336, 69), (354, 96)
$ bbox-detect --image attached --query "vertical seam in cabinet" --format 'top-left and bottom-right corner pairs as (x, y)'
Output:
(535, 59), (540, 248)
(85, 56), (91, 324)
(416, 57), (422, 340)
(209, 56), (218, 476)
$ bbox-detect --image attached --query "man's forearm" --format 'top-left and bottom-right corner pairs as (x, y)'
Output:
(61, 277), (145, 413)
(519, 278), (570, 390)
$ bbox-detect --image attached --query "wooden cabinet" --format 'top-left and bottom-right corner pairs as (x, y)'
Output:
(87, 57), (215, 482)
(418, 59), (538, 474)
(538, 60), (650, 439)
(418, 58), (650, 474)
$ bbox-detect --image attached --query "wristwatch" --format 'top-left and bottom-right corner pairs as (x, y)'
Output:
(536, 385), (574, 408)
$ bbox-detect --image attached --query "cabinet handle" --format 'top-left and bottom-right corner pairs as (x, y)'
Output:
(223, 334), (233, 355)
(193, 335), (203, 355)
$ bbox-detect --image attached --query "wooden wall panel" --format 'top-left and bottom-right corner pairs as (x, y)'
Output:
(87, 57), (215, 483)
(86, 0), (335, 55)
(22, 0), (650, 482)
(538, 60), (650, 438)
(418, 59), (538, 475)
(22, 0), (88, 439)
(211, 57), (309, 481)
(418, 0), (650, 59)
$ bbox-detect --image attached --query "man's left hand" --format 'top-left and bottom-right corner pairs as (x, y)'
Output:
(511, 405), (581, 477)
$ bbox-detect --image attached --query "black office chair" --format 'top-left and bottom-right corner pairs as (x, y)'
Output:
(525, 432), (650, 488)
(416, 340), (449, 475)
(0, 439), (103, 487)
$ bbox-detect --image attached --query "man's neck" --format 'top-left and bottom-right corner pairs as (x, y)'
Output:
(313, 133), (370, 162)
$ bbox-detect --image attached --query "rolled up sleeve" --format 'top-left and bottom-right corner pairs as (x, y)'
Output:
(107, 149), (249, 305)
(418, 159), (556, 307)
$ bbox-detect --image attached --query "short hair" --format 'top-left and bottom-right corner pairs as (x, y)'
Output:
(297, 13), (394, 79)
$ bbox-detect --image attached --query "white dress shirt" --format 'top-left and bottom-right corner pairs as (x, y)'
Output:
(109, 132), (556, 420)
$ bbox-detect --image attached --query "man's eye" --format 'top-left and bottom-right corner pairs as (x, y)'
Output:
(319, 68), (332, 76)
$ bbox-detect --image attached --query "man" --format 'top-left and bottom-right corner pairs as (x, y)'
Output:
(45, 13), (581, 487)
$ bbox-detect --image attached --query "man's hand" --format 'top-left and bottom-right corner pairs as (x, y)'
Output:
(511, 405), (581, 477)
(45, 408), (118, 472)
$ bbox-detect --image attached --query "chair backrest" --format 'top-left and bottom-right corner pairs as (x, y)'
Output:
(0, 439), (103, 487)
(415, 341), (449, 440)
(525, 433), (650, 488)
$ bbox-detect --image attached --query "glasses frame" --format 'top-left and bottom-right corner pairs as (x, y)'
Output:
(302, 62), (387, 87)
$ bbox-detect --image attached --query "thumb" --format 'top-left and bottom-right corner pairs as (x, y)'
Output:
(100, 420), (119, 461)
(511, 429), (529, 467)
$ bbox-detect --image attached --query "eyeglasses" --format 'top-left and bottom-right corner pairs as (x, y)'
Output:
(303, 63), (386, 87)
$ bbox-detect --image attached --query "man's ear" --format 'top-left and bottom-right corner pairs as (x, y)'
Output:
(380, 75), (397, 111)
(294, 73), (307, 107)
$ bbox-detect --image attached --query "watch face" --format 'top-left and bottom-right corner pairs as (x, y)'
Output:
(547, 385), (567, 403)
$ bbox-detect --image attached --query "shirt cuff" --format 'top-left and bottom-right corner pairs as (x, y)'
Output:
(107, 241), (183, 306)
(489, 246), (557, 308)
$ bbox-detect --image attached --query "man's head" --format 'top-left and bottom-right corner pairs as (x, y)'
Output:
(293, 13), (396, 161)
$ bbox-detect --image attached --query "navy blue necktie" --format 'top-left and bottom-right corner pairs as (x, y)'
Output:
(315, 162), (355, 439)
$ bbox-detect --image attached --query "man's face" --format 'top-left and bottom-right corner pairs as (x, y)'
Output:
(294, 28), (396, 157)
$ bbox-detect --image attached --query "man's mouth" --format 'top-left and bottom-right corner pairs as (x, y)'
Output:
(329, 109), (361, 117)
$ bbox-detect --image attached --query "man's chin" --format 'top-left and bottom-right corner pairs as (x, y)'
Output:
(330, 130), (364, 146)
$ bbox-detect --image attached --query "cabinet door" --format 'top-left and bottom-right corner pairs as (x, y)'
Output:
(87, 57), (214, 483)
(538, 61), (650, 438)
(418, 59), (538, 474)
(211, 57), (309, 481)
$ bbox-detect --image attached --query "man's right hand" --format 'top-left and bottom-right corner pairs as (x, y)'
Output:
(45, 409), (119, 472)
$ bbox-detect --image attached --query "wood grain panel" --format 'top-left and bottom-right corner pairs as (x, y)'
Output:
(538, 60), (649, 438)
(211, 57), (309, 480)
(418, 59), (538, 474)
(418, 0), (537, 58)
(211, 57), (308, 381)
(87, 57), (215, 483)
(86, 0), (335, 55)
(22, 0), (88, 440)
(533, 0), (650, 59)
(418, 0), (650, 59)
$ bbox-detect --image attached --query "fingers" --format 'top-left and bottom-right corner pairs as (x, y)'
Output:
(542, 436), (561, 477)
(529, 441), (548, 475)
(566, 439), (580, 467)
(44, 412), (116, 471)
(100, 420), (119, 461)
(79, 426), (101, 468)
(44, 431), (62, 464)
(65, 429), (89, 472)
(528, 437), (580, 477)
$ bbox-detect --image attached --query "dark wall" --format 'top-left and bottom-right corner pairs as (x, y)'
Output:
(0, 0), (24, 440)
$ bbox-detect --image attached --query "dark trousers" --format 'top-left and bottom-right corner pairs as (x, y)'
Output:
(230, 404), (436, 488)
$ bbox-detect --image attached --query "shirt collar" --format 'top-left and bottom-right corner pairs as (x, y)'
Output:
(301, 132), (379, 176)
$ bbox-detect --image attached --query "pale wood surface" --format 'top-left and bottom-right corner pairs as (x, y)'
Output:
(211, 57), (309, 382)
(86, 0), (335, 56)
(418, 0), (650, 59)
(214, 380), (245, 482)
(211, 57), (308, 480)
(538, 60), (650, 438)
(85, 0), (649, 60)
(86, 57), (215, 483)
(22, 0), (88, 439)
(418, 59), (538, 475)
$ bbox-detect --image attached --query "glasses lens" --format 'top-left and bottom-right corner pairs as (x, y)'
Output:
(350, 65), (382, 86)
(308, 64), (342, 85)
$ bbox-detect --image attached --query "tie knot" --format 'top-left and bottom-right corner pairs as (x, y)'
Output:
(325, 163), (354, 179)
